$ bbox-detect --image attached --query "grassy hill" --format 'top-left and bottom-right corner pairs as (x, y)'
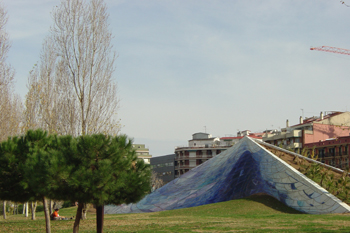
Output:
(1, 194), (350, 232)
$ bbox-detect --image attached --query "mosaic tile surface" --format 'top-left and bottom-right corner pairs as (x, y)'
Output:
(105, 137), (350, 214)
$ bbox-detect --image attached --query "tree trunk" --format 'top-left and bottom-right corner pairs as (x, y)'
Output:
(49, 199), (53, 214)
(96, 205), (104, 233)
(73, 202), (84, 233)
(82, 203), (87, 220)
(25, 202), (28, 217)
(31, 201), (37, 220)
(42, 197), (51, 233)
(2, 201), (6, 219)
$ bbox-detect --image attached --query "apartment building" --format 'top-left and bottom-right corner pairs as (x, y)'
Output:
(133, 144), (152, 164)
(263, 111), (350, 153)
(174, 132), (231, 178)
(304, 136), (350, 169)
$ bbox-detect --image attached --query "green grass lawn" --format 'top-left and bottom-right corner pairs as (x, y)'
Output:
(1, 195), (350, 232)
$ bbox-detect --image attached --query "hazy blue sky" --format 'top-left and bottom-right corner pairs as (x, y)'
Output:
(4, 0), (350, 156)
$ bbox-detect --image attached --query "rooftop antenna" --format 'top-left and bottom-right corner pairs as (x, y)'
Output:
(301, 108), (304, 119)
(204, 126), (207, 133)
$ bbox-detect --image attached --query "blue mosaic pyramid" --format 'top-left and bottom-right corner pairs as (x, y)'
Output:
(105, 136), (350, 214)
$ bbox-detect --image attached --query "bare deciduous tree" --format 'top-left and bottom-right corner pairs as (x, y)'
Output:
(0, 3), (19, 139)
(0, 3), (23, 220)
(52, 0), (120, 136)
(25, 0), (120, 138)
(25, 39), (78, 135)
(0, 3), (22, 141)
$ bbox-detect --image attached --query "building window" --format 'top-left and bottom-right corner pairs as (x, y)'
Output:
(206, 150), (212, 155)
(319, 148), (325, 158)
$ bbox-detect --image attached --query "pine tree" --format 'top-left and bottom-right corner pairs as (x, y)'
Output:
(0, 136), (33, 205)
(0, 129), (65, 233)
(58, 134), (151, 233)
(21, 130), (65, 233)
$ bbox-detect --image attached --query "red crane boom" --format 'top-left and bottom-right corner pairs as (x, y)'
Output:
(310, 46), (350, 56)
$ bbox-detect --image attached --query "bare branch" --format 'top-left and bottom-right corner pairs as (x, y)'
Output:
(341, 1), (350, 7)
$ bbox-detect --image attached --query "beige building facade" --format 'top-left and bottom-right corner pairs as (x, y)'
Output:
(133, 144), (152, 164)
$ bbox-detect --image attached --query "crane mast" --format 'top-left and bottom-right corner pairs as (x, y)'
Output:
(310, 46), (350, 56)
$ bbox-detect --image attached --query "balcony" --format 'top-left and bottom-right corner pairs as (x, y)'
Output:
(175, 155), (192, 161)
(337, 152), (349, 157)
(322, 152), (349, 159)
(285, 142), (302, 149)
(175, 165), (194, 170)
(323, 153), (335, 159)
(175, 145), (231, 150)
(263, 130), (302, 141)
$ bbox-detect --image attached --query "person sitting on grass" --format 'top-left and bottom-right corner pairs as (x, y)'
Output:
(51, 208), (65, 220)
(51, 208), (75, 220)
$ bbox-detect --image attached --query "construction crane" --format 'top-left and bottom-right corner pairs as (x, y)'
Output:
(310, 46), (350, 56)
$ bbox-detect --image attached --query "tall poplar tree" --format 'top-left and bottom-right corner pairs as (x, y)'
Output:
(25, 0), (120, 136)
(0, 3), (22, 143)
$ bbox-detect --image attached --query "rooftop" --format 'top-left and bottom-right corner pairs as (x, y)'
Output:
(291, 111), (343, 127)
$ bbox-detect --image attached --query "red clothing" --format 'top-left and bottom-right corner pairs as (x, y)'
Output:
(53, 211), (59, 217)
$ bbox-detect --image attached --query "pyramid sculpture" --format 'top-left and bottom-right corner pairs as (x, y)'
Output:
(105, 136), (350, 214)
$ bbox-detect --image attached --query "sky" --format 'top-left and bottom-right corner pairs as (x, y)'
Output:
(4, 0), (350, 156)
